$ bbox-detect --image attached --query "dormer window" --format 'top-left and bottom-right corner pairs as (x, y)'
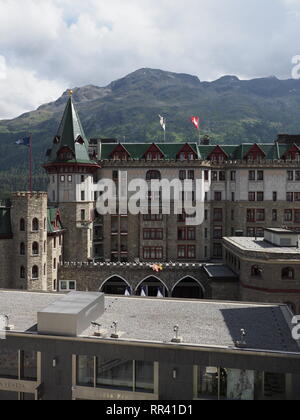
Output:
(57, 147), (74, 161)
(76, 136), (84, 145)
(176, 144), (198, 161)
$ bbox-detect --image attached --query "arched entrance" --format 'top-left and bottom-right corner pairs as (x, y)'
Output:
(136, 276), (169, 297)
(172, 277), (204, 299)
(100, 276), (130, 295)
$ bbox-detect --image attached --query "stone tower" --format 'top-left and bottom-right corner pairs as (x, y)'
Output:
(43, 94), (100, 262)
(10, 192), (48, 291)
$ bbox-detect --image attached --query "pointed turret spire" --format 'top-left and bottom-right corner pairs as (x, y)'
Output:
(46, 92), (92, 164)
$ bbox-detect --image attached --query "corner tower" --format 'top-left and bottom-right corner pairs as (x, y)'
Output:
(44, 93), (100, 262)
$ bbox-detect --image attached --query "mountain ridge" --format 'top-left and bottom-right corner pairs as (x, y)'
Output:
(1, 67), (300, 197)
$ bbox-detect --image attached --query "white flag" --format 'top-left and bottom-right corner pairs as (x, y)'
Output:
(159, 115), (166, 131)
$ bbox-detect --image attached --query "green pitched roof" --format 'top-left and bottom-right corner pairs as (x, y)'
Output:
(46, 97), (93, 164)
(100, 143), (200, 160)
(0, 208), (12, 237)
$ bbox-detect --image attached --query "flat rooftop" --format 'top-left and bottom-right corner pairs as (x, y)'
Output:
(203, 264), (238, 279)
(223, 237), (300, 254)
(0, 290), (298, 353)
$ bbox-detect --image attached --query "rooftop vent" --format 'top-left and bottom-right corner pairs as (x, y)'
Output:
(38, 292), (104, 337)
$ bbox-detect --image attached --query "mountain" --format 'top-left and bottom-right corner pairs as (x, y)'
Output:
(1, 67), (300, 197)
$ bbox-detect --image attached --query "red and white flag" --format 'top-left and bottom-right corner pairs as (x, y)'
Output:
(191, 116), (200, 130)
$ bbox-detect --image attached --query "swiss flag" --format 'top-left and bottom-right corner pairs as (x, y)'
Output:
(191, 116), (200, 130)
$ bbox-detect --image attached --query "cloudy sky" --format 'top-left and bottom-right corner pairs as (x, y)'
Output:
(0, 0), (300, 119)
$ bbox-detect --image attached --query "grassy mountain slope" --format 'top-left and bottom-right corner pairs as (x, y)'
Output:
(1, 68), (300, 197)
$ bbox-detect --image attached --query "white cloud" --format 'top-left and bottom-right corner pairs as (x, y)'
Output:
(0, 0), (300, 118)
(0, 61), (64, 119)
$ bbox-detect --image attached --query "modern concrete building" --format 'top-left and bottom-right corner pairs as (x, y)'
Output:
(223, 228), (300, 314)
(0, 290), (299, 401)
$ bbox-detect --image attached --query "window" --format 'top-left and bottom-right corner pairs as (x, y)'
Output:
(32, 242), (39, 255)
(177, 245), (196, 259)
(76, 357), (155, 394)
(231, 192), (235, 202)
(249, 192), (256, 202)
(32, 218), (39, 231)
(20, 351), (38, 381)
(272, 209), (278, 222)
(146, 170), (161, 181)
(68, 175), (72, 182)
(212, 171), (218, 181)
(59, 280), (76, 291)
(256, 209), (265, 222)
(195, 367), (286, 400)
(284, 210), (293, 222)
(179, 170), (186, 181)
(219, 171), (226, 181)
(213, 244), (223, 258)
(251, 265), (262, 277)
(188, 170), (195, 180)
(20, 219), (25, 232)
(81, 175), (85, 183)
(60, 175), (65, 183)
(295, 193), (300, 202)
(178, 227), (196, 241)
(257, 171), (264, 181)
(0, 349), (19, 379)
(213, 208), (223, 222)
(214, 192), (222, 201)
(81, 191), (85, 201)
(20, 242), (25, 256)
(143, 229), (163, 240)
(296, 171), (300, 181)
(32, 266), (39, 279)
(213, 226), (223, 240)
(143, 247), (163, 260)
(143, 214), (163, 221)
(257, 192), (264, 202)
(282, 267), (295, 280)
(231, 171), (236, 181)
(295, 210), (300, 223)
(249, 171), (256, 181)
(273, 192), (277, 202)
(204, 170), (209, 181)
(287, 192), (294, 202)
(81, 210), (86, 221)
(20, 266), (25, 279)
(287, 171), (294, 181)
(247, 209), (255, 222)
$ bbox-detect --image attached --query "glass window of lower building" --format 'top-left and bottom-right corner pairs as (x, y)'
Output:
(194, 366), (288, 400)
(76, 356), (156, 394)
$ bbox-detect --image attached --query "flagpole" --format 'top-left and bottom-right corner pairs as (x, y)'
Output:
(29, 133), (33, 193)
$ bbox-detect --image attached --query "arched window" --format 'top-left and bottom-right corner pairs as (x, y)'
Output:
(32, 218), (39, 231)
(20, 242), (25, 256)
(251, 265), (262, 277)
(282, 267), (295, 280)
(20, 266), (25, 279)
(20, 218), (25, 232)
(32, 266), (39, 279)
(32, 242), (39, 255)
(146, 170), (161, 181)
